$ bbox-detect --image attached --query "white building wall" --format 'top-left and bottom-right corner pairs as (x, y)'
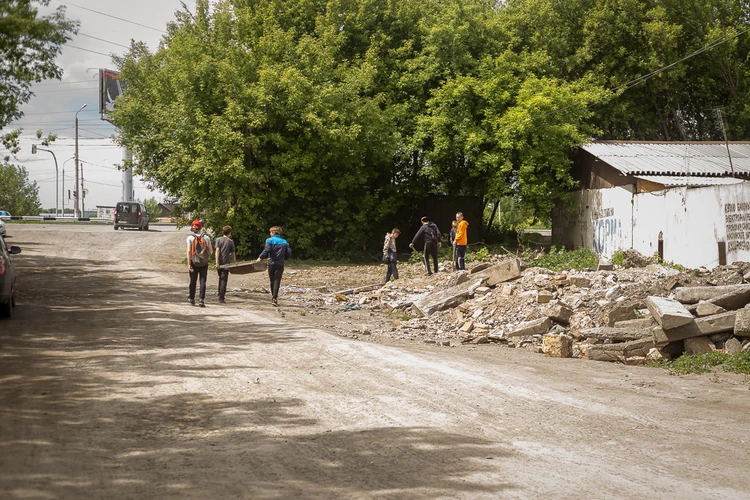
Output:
(553, 182), (750, 269)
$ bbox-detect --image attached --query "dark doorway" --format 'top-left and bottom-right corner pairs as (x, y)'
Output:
(718, 241), (727, 266)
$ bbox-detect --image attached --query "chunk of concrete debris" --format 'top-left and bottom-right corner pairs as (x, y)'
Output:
(581, 338), (655, 362)
(605, 285), (624, 300)
(724, 337), (743, 355)
(695, 300), (727, 317)
(674, 284), (750, 304)
(543, 333), (573, 358)
(508, 317), (553, 337)
(613, 317), (656, 329)
(653, 311), (737, 343)
(475, 286), (491, 296)
(705, 285), (750, 311)
(684, 337), (715, 355)
(545, 301), (573, 324)
(733, 308), (750, 337)
(646, 296), (694, 330)
(412, 278), (486, 316)
(604, 300), (646, 326)
(580, 326), (654, 342)
(475, 258), (522, 287)
(647, 347), (669, 361)
(569, 275), (591, 288)
(597, 256), (614, 271)
(469, 262), (493, 274)
(537, 290), (554, 304)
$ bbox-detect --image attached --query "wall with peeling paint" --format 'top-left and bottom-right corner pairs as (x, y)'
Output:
(553, 182), (750, 269)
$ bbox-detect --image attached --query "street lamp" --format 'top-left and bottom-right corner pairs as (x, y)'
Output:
(31, 145), (59, 216)
(74, 103), (87, 218)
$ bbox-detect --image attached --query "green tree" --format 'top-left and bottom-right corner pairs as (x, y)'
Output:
(0, 161), (42, 215)
(0, 0), (79, 128)
(141, 197), (161, 219)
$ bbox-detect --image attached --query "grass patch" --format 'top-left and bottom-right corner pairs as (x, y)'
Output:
(529, 246), (598, 272)
(652, 351), (750, 375)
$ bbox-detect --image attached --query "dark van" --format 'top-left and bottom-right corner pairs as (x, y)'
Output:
(114, 202), (149, 231)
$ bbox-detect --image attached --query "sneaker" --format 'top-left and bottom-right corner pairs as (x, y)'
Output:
(424, 272), (433, 276)
(188, 298), (195, 306)
(218, 298), (226, 304)
(198, 300), (205, 308)
(272, 298), (279, 307)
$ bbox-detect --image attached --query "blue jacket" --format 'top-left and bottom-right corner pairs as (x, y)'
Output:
(259, 234), (292, 266)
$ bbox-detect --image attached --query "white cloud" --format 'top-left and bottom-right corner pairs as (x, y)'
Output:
(1, 0), (188, 210)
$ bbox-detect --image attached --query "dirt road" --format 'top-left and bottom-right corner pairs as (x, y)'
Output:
(1, 225), (749, 499)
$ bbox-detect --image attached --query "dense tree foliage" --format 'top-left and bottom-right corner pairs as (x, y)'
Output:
(0, 0), (78, 129)
(0, 161), (42, 215)
(113, 0), (750, 257)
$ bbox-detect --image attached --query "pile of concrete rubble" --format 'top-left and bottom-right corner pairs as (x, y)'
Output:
(330, 254), (750, 363)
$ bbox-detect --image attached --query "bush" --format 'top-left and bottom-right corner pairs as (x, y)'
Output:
(529, 246), (598, 272)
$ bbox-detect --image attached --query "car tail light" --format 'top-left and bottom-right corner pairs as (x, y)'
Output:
(114, 207), (118, 218)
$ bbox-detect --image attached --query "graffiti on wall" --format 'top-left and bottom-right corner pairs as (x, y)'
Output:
(725, 202), (750, 252)
(592, 214), (622, 256)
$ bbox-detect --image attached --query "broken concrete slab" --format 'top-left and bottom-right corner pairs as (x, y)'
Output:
(412, 278), (486, 316)
(695, 300), (727, 317)
(537, 290), (554, 304)
(542, 334), (573, 358)
(706, 285), (750, 311)
(580, 326), (655, 342)
(674, 284), (750, 304)
(684, 337), (715, 355)
(545, 301), (573, 324)
(734, 308), (750, 337)
(613, 317), (656, 329)
(507, 317), (553, 337)
(646, 296), (694, 330)
(652, 311), (737, 344)
(568, 275), (591, 288)
(474, 258), (523, 287)
(604, 300), (646, 326)
(724, 337), (743, 355)
(581, 338), (655, 362)
(469, 262), (493, 274)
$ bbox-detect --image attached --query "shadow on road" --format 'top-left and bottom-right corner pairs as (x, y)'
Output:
(0, 252), (514, 498)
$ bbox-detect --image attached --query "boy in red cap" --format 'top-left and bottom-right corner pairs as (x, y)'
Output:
(186, 220), (213, 307)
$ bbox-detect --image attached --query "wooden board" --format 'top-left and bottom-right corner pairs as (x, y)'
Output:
(221, 261), (266, 275)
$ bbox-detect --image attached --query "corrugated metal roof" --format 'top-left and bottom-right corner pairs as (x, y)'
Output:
(582, 142), (750, 177)
(633, 175), (746, 187)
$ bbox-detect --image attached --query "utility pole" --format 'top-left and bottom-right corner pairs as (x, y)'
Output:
(74, 103), (87, 217)
(714, 107), (735, 176)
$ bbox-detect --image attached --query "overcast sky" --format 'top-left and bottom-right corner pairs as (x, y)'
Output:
(1, 0), (191, 211)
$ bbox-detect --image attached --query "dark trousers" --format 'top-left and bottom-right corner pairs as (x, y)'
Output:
(385, 258), (399, 282)
(455, 245), (467, 270)
(217, 269), (230, 300)
(268, 264), (284, 299)
(423, 241), (438, 273)
(189, 265), (208, 300)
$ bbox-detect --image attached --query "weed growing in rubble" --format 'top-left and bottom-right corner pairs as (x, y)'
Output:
(724, 351), (750, 374)
(530, 246), (598, 272)
(611, 251), (625, 267)
(668, 352), (728, 375)
(466, 246), (490, 262)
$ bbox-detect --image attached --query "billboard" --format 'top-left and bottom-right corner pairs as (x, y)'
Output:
(99, 69), (126, 122)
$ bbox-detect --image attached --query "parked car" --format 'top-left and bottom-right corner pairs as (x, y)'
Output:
(113, 202), (149, 231)
(0, 210), (10, 221)
(0, 219), (5, 238)
(0, 236), (21, 318)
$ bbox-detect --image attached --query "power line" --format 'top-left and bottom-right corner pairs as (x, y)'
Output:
(67, 45), (113, 57)
(56, 1), (167, 33)
(78, 33), (130, 49)
(33, 86), (98, 93)
(33, 80), (97, 87)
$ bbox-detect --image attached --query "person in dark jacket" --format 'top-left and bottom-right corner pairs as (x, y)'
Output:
(255, 226), (292, 306)
(409, 216), (442, 276)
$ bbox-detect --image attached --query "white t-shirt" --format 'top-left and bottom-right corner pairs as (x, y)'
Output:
(187, 233), (211, 248)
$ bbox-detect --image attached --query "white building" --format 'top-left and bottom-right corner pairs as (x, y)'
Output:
(552, 141), (750, 269)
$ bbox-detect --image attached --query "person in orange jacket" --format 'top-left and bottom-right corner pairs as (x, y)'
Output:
(454, 212), (469, 270)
